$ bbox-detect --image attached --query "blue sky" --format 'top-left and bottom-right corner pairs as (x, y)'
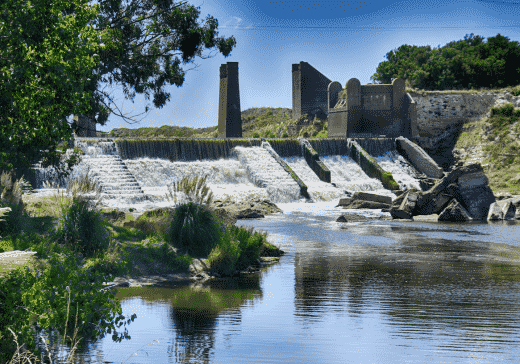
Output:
(83, 0), (520, 132)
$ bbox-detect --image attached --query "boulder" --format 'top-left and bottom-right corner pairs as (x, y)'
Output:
(336, 192), (392, 210)
(487, 202), (503, 221)
(502, 200), (516, 220)
(211, 198), (282, 220)
(336, 213), (390, 222)
(337, 198), (391, 209)
(438, 199), (473, 222)
(457, 164), (496, 220)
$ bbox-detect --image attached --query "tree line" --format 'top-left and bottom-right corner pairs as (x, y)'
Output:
(371, 33), (520, 91)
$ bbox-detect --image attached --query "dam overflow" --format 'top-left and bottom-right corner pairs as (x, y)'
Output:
(34, 137), (428, 207)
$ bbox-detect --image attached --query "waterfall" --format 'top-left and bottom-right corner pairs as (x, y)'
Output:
(353, 138), (396, 157)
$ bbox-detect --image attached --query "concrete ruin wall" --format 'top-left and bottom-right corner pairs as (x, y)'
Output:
(292, 62), (332, 120)
(328, 78), (417, 138)
(218, 62), (242, 138)
(409, 92), (500, 138)
(73, 114), (97, 137)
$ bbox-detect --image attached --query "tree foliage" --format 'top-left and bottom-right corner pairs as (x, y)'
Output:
(75, 0), (237, 127)
(370, 33), (520, 90)
(0, 0), (105, 172)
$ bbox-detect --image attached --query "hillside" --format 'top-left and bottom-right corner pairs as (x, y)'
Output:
(453, 103), (520, 195)
(103, 107), (326, 139)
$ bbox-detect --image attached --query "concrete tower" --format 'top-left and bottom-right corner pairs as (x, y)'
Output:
(218, 62), (242, 138)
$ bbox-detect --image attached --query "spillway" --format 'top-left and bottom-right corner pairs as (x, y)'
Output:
(31, 137), (429, 210)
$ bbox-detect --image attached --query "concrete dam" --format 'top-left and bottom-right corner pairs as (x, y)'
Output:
(33, 137), (441, 209)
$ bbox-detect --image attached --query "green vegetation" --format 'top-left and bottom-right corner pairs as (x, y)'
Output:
(371, 33), (520, 91)
(0, 0), (104, 174)
(105, 107), (329, 139)
(0, 172), (281, 362)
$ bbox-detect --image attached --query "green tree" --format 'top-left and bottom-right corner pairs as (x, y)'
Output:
(371, 33), (520, 90)
(73, 0), (237, 128)
(0, 0), (106, 173)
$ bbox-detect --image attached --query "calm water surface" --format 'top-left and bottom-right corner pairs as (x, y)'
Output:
(52, 203), (520, 363)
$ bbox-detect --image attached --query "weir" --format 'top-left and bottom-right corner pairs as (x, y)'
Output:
(33, 136), (429, 206)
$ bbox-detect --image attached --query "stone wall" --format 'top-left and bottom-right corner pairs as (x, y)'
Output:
(218, 62), (242, 138)
(410, 92), (499, 138)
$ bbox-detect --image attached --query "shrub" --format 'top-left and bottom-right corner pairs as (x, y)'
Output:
(0, 171), (28, 235)
(54, 198), (111, 257)
(208, 226), (267, 276)
(168, 202), (223, 257)
(207, 229), (240, 276)
(53, 173), (110, 257)
(0, 253), (135, 363)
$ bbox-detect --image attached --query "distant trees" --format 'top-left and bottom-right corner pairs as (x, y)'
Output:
(370, 33), (520, 90)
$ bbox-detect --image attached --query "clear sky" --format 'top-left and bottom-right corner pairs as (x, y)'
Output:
(83, 0), (520, 133)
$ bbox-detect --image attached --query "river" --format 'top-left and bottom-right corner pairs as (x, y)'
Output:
(42, 202), (520, 364)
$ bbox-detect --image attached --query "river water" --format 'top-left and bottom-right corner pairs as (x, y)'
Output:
(28, 142), (520, 363)
(41, 202), (520, 364)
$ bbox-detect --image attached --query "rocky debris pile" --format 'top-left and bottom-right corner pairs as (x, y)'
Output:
(210, 198), (283, 220)
(336, 191), (393, 210)
(389, 163), (496, 222)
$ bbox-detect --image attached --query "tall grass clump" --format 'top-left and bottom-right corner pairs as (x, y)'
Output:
(167, 202), (223, 257)
(0, 171), (28, 235)
(165, 175), (214, 206)
(53, 172), (111, 257)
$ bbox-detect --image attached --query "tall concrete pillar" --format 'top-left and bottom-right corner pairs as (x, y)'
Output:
(218, 62), (242, 138)
(73, 114), (97, 137)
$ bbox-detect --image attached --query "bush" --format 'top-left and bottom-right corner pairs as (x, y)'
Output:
(0, 171), (28, 235)
(54, 198), (111, 257)
(53, 173), (110, 257)
(208, 226), (267, 276)
(168, 202), (223, 257)
(0, 253), (135, 364)
(207, 229), (240, 276)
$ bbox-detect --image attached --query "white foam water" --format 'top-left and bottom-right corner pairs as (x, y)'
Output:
(374, 151), (422, 190)
(320, 155), (395, 199)
(233, 146), (302, 203)
(282, 156), (346, 201)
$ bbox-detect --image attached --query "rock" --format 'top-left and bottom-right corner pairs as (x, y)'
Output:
(351, 192), (393, 205)
(502, 200), (516, 220)
(390, 190), (418, 219)
(210, 198), (282, 220)
(236, 209), (264, 219)
(336, 192), (392, 210)
(487, 202), (503, 221)
(456, 165), (496, 220)
(414, 163), (495, 220)
(438, 199), (473, 222)
(103, 209), (126, 221)
(336, 213), (391, 222)
(189, 258), (210, 280)
(337, 198), (391, 209)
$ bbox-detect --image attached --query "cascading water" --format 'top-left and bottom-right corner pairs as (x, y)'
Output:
(232, 146), (303, 203)
(123, 157), (270, 203)
(30, 137), (430, 211)
(374, 151), (423, 190)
